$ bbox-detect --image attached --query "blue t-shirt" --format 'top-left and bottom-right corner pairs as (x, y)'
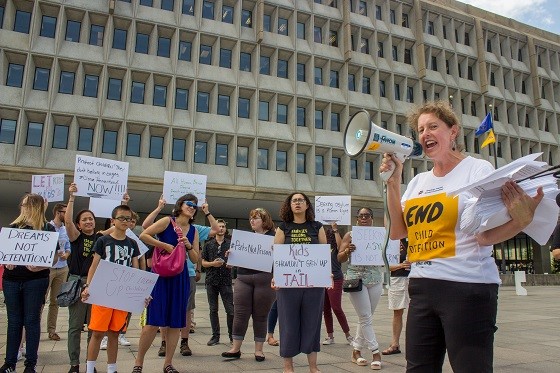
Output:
(185, 224), (212, 276)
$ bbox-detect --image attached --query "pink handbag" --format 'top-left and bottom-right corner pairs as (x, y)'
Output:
(152, 217), (186, 277)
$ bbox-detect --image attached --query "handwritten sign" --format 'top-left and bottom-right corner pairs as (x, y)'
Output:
(84, 260), (159, 313)
(74, 155), (129, 200)
(0, 227), (58, 266)
(226, 230), (274, 272)
(31, 174), (65, 202)
(273, 244), (331, 288)
(126, 228), (150, 257)
(163, 171), (207, 206)
(350, 226), (400, 265)
(315, 195), (351, 225)
(89, 198), (121, 219)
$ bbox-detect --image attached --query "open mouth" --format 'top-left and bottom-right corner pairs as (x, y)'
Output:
(425, 140), (436, 149)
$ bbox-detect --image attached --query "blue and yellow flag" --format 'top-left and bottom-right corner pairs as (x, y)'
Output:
(481, 129), (496, 148)
(475, 113), (493, 136)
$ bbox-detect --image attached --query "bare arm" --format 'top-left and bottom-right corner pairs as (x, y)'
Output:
(318, 226), (327, 244)
(65, 183), (80, 242)
(186, 229), (200, 264)
(139, 217), (173, 253)
(142, 195), (166, 229)
(202, 201), (219, 238)
(274, 227), (285, 244)
(81, 253), (101, 301)
(337, 232), (355, 263)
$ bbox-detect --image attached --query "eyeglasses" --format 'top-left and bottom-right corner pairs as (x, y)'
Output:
(250, 217), (262, 221)
(291, 198), (306, 204)
(114, 216), (133, 222)
(357, 213), (372, 219)
(183, 201), (197, 208)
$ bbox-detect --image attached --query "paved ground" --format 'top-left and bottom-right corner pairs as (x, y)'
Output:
(1, 285), (559, 372)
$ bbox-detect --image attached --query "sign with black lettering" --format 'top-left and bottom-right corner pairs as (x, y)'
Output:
(315, 195), (351, 225)
(227, 230), (274, 272)
(73, 155), (129, 200)
(273, 244), (331, 288)
(351, 226), (400, 265)
(163, 171), (206, 206)
(31, 173), (65, 202)
(0, 227), (58, 266)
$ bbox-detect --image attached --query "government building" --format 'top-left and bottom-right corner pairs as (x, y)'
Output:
(0, 0), (559, 273)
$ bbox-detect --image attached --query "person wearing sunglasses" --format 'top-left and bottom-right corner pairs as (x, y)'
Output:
(338, 208), (384, 370)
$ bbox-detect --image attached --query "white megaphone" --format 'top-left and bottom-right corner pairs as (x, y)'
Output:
(344, 110), (423, 182)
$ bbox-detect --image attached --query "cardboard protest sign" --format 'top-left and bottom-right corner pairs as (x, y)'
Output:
(350, 226), (400, 265)
(273, 244), (331, 288)
(84, 260), (159, 313)
(163, 171), (207, 206)
(73, 155), (128, 200)
(31, 174), (65, 202)
(0, 228), (58, 266)
(226, 230), (274, 272)
(88, 198), (121, 219)
(315, 195), (351, 225)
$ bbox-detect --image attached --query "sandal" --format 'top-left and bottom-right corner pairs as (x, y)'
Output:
(267, 336), (279, 346)
(351, 350), (367, 366)
(371, 349), (382, 370)
(132, 367), (143, 373)
(382, 345), (401, 355)
(163, 365), (179, 373)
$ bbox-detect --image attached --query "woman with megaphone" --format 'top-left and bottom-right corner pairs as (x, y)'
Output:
(381, 100), (543, 373)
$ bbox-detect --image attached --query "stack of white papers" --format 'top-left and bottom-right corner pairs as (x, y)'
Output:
(448, 154), (559, 245)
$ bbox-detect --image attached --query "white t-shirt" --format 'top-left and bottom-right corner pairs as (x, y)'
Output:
(401, 156), (501, 284)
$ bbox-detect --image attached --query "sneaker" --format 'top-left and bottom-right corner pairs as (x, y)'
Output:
(158, 341), (166, 357)
(0, 363), (16, 373)
(100, 336), (108, 350)
(68, 365), (80, 373)
(322, 337), (335, 345)
(180, 339), (192, 356)
(346, 335), (355, 345)
(119, 334), (131, 346)
(23, 366), (36, 373)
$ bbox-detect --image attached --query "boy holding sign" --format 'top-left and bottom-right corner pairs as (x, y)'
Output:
(80, 205), (141, 373)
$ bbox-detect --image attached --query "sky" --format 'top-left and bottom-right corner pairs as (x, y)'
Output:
(458, 0), (560, 36)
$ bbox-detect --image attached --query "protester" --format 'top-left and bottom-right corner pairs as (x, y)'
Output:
(134, 194), (200, 373)
(381, 100), (543, 372)
(0, 194), (59, 373)
(339, 208), (384, 370)
(222, 208), (276, 361)
(274, 192), (328, 373)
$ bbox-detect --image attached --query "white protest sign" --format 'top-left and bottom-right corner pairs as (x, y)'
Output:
(74, 155), (129, 200)
(315, 195), (351, 225)
(31, 174), (65, 202)
(0, 228), (58, 266)
(350, 226), (400, 265)
(273, 244), (331, 288)
(126, 228), (150, 257)
(89, 198), (121, 219)
(85, 260), (159, 313)
(227, 230), (274, 272)
(163, 171), (207, 206)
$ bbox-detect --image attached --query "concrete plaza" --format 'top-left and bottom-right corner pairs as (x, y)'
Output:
(1, 285), (559, 372)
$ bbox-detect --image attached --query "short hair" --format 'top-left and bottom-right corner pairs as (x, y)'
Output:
(356, 207), (373, 216)
(250, 208), (275, 231)
(279, 192), (315, 223)
(52, 203), (67, 215)
(216, 218), (227, 225)
(111, 204), (132, 219)
(131, 210), (140, 222)
(172, 194), (198, 223)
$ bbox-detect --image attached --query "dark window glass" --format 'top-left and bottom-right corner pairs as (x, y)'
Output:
(178, 41), (192, 61)
(238, 97), (250, 118)
(89, 24), (104, 46)
(315, 109), (323, 129)
(350, 159), (358, 179)
(297, 63), (305, 82)
(362, 77), (370, 94)
(329, 30), (338, 47)
(0, 6), (4, 29)
(278, 18), (288, 35)
(220, 48), (232, 68)
(202, 0), (214, 20)
(217, 94), (230, 115)
(431, 56), (437, 71)
(131, 81), (145, 104)
(278, 59), (288, 78)
(59, 71), (75, 94)
(331, 157), (341, 177)
(182, 0), (195, 15)
(297, 22), (305, 39)
(402, 14), (409, 28)
(490, 72), (495, 86)
(135, 33), (149, 54)
(241, 10), (252, 28)
(315, 155), (324, 175)
(77, 127), (94, 151)
(237, 146), (248, 167)
(197, 91), (209, 112)
(314, 67), (322, 85)
(465, 32), (470, 46)
(365, 161), (374, 180)
(102, 130), (118, 154)
(360, 38), (369, 53)
(314, 26), (322, 43)
(407, 86), (414, 103)
(0, 119), (16, 144)
(359, 1), (367, 16)
(172, 138), (186, 161)
(14, 10), (31, 34)
(200, 45), (212, 64)
(175, 88), (188, 110)
(259, 100), (269, 121)
(26, 122), (43, 147)
(6, 64), (24, 88)
(194, 141), (207, 163)
(40, 16), (57, 38)
(240, 52), (251, 71)
(392, 45), (398, 61)
(153, 85), (167, 107)
(348, 74), (355, 91)
(277, 103), (288, 124)
(260, 56), (270, 75)
(297, 152), (306, 173)
(52, 124), (69, 149)
(222, 5), (234, 23)
(330, 112), (340, 131)
(297, 106), (306, 126)
(375, 5), (382, 20)
(394, 83), (401, 100)
(468, 65), (473, 81)
(149, 136), (164, 158)
(107, 78), (123, 100)
(65, 20), (81, 42)
(158, 37), (171, 57)
(215, 143), (228, 165)
(83, 75), (99, 97)
(262, 14), (272, 32)
(428, 21), (434, 35)
(33, 67), (50, 91)
(390, 9), (396, 24)
(257, 148), (268, 169)
(377, 41), (383, 57)
(443, 25), (447, 39)
(126, 133), (141, 156)
(161, 0), (174, 11)
(276, 150), (287, 171)
(140, 0), (154, 6)
(329, 70), (339, 88)
(113, 28), (127, 50)
(379, 80), (386, 97)
(404, 49), (412, 64)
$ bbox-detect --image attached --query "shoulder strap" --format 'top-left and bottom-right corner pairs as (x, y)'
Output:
(169, 217), (184, 238)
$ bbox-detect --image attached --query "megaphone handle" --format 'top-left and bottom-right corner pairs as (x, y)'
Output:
(380, 153), (406, 182)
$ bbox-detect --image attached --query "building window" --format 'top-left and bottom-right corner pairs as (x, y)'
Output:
(350, 159), (358, 179)
(6, 64), (24, 88)
(236, 146), (248, 167)
(26, 122), (43, 147)
(278, 18), (288, 36)
(175, 88), (188, 110)
(375, 5), (382, 20)
(331, 157), (341, 177)
(315, 155), (324, 175)
(259, 100), (269, 121)
(178, 41), (192, 61)
(217, 94), (230, 115)
(149, 136), (164, 158)
(390, 9), (396, 24)
(0, 119), (16, 144)
(427, 21), (434, 35)
(486, 39), (492, 53)
(358, 1), (367, 16)
(52, 124), (69, 149)
(107, 77), (123, 101)
(297, 106), (306, 126)
(260, 15), (270, 32)
(297, 22), (305, 39)
(407, 86), (414, 103)
(348, 74), (356, 91)
(297, 63), (306, 82)
(14, 10), (31, 34)
(215, 143), (228, 165)
(141, 0), (154, 6)
(394, 83), (400, 100)
(467, 65), (473, 81)
(464, 32), (470, 46)
(365, 161), (374, 180)
(33, 67), (50, 91)
(315, 109), (323, 129)
(113, 28), (127, 50)
(194, 141), (207, 163)
(219, 48), (232, 68)
(83, 74), (99, 97)
(131, 81), (145, 104)
(329, 30), (338, 47)
(182, 0), (195, 15)
(392, 46), (398, 61)
(362, 77), (371, 94)
(377, 41), (383, 57)
(314, 67), (322, 85)
(402, 13), (409, 28)
(199, 45), (212, 65)
(158, 37), (171, 57)
(260, 56), (270, 75)
(240, 52), (251, 72)
(102, 130), (117, 154)
(360, 38), (369, 53)
(330, 70), (339, 88)
(314, 26), (322, 43)
(241, 9), (252, 28)
(276, 150), (287, 171)
(77, 127), (94, 151)
(222, 5), (234, 23)
(40, 16), (57, 38)
(277, 103), (288, 124)
(89, 24), (104, 46)
(297, 152), (306, 173)
(330, 112), (340, 131)
(202, 0), (215, 20)
(470, 101), (477, 116)
(238, 97), (250, 118)
(153, 85), (167, 107)
(278, 59), (288, 79)
(172, 138), (186, 161)
(161, 0), (174, 11)
(380, 80), (386, 97)
(431, 56), (437, 71)
(0, 6), (4, 29)
(404, 48), (412, 64)
(135, 33), (149, 54)
(490, 72), (495, 86)
(443, 25), (447, 39)
(197, 91), (210, 113)
(64, 20), (81, 42)
(126, 133), (141, 156)
(59, 71), (75, 94)
(257, 148), (268, 169)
